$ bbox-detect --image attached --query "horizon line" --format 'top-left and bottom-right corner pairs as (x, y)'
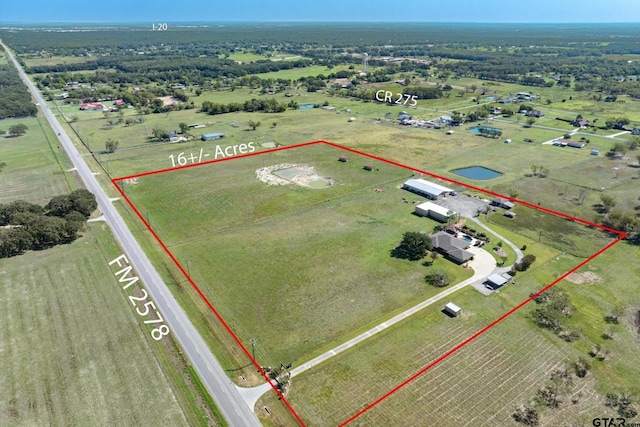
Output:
(2, 20), (640, 25)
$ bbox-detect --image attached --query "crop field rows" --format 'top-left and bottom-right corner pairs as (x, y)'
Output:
(0, 226), (187, 426)
(112, 140), (625, 426)
(349, 325), (566, 426)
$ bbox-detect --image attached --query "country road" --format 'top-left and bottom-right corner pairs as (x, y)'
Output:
(2, 40), (262, 427)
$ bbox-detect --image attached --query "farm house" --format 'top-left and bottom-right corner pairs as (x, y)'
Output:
(430, 231), (474, 264)
(403, 178), (454, 200)
(415, 202), (454, 223)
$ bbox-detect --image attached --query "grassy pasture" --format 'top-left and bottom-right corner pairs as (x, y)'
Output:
(0, 225), (188, 426)
(0, 116), (74, 204)
(260, 237), (634, 426)
(262, 258), (570, 425)
(121, 143), (475, 367)
(22, 55), (95, 68)
(255, 65), (353, 81)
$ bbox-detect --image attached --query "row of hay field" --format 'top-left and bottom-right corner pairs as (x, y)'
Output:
(0, 224), (190, 426)
(0, 105), (222, 425)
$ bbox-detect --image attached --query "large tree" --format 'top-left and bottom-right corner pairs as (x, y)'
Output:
(8, 123), (28, 136)
(392, 231), (432, 261)
(178, 122), (189, 135)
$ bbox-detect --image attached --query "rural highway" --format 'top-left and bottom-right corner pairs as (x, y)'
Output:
(2, 40), (262, 427)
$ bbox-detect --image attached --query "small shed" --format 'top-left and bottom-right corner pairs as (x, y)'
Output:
(363, 165), (374, 171)
(444, 302), (462, 317)
(590, 149), (600, 156)
(338, 156), (349, 162)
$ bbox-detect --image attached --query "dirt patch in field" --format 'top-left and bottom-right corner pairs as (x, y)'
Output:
(122, 178), (139, 185)
(158, 96), (183, 106)
(256, 164), (336, 188)
(565, 272), (602, 284)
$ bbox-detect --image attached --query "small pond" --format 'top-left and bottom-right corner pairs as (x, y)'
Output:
(452, 166), (503, 180)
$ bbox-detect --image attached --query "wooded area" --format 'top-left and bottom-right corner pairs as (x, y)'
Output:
(0, 189), (97, 258)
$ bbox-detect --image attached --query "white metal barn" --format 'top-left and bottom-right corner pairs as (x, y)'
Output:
(415, 202), (453, 223)
(403, 178), (454, 200)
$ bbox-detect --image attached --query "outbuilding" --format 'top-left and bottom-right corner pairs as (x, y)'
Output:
(415, 202), (454, 223)
(201, 132), (225, 141)
(444, 302), (462, 317)
(486, 273), (510, 289)
(491, 197), (515, 209)
(403, 178), (454, 200)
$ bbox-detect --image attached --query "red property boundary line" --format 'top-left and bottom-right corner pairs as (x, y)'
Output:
(111, 140), (627, 426)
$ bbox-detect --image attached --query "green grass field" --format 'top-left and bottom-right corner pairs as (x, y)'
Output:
(22, 55), (95, 68)
(122, 143), (477, 367)
(258, 237), (638, 426)
(0, 225), (189, 426)
(0, 116), (74, 204)
(20, 55), (640, 426)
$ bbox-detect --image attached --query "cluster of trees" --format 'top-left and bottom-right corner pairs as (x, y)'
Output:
(200, 98), (288, 115)
(513, 254), (536, 272)
(593, 193), (640, 242)
(530, 290), (579, 342)
(0, 64), (38, 119)
(606, 392), (639, 419)
(512, 361), (593, 426)
(0, 189), (97, 258)
(530, 164), (550, 178)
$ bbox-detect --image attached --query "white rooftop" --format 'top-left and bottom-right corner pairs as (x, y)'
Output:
(404, 178), (453, 196)
(416, 202), (452, 217)
(445, 302), (461, 312)
(487, 273), (509, 286)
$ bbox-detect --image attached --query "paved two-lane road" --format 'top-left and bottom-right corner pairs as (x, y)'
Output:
(2, 40), (261, 427)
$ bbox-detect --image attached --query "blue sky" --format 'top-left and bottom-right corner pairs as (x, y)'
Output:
(2, 0), (640, 23)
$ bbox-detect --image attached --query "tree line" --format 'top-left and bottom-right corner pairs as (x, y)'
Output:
(200, 98), (290, 115)
(0, 189), (97, 258)
(0, 64), (38, 119)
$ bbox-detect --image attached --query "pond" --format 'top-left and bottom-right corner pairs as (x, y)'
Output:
(452, 166), (503, 180)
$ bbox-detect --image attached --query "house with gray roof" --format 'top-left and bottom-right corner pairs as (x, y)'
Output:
(431, 231), (474, 264)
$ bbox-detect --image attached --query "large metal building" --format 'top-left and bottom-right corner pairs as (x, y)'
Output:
(403, 178), (454, 200)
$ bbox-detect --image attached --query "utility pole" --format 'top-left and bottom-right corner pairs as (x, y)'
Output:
(249, 338), (256, 362)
